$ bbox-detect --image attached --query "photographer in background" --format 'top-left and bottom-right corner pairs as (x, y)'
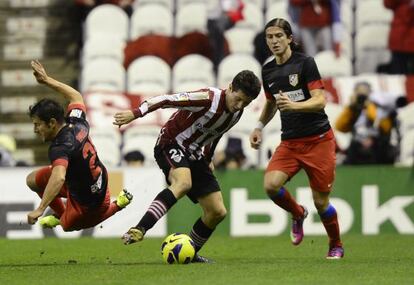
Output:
(335, 82), (406, 165)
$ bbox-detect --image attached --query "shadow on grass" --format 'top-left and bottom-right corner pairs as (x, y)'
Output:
(0, 261), (164, 268)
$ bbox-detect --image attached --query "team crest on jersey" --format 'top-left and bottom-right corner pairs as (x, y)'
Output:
(289, 74), (299, 86)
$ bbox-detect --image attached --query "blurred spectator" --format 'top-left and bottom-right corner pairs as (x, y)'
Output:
(384, 0), (414, 74)
(290, 0), (342, 57)
(123, 150), (145, 167)
(207, 0), (244, 71)
(0, 134), (16, 167)
(213, 137), (246, 170)
(335, 82), (406, 164)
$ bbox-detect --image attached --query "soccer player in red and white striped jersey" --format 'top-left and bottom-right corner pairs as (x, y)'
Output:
(114, 70), (261, 262)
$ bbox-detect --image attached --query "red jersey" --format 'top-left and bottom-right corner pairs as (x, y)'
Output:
(135, 87), (243, 160)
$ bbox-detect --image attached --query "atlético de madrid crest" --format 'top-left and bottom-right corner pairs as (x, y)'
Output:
(289, 74), (298, 86)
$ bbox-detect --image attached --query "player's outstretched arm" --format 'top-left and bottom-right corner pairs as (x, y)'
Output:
(113, 110), (136, 127)
(31, 60), (84, 105)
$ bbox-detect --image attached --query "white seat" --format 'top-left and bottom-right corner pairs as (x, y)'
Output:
(172, 54), (215, 92)
(127, 56), (171, 96)
(82, 59), (126, 92)
(92, 137), (121, 167)
(82, 36), (125, 66)
(244, 0), (265, 10)
(90, 127), (122, 146)
(122, 125), (161, 166)
(217, 54), (261, 88)
(176, 0), (205, 10)
(341, 1), (353, 33)
(175, 2), (207, 37)
(235, 3), (263, 32)
(356, 0), (392, 29)
(132, 0), (174, 11)
(314, 50), (352, 78)
(355, 25), (391, 74)
(265, 1), (290, 23)
(398, 102), (414, 134)
(224, 27), (256, 54)
(85, 4), (129, 42)
(130, 4), (173, 40)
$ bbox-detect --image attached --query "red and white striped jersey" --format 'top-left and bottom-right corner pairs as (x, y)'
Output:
(136, 87), (243, 160)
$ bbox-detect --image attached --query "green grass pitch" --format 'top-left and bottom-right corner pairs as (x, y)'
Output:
(1, 234), (413, 285)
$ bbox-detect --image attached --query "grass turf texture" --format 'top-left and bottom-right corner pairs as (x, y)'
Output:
(1, 234), (413, 285)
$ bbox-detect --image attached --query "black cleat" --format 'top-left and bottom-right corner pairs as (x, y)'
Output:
(191, 254), (215, 263)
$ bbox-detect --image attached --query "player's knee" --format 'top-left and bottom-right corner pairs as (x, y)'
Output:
(207, 206), (227, 224)
(171, 179), (192, 195)
(313, 198), (328, 211)
(264, 180), (284, 196)
(26, 171), (39, 192)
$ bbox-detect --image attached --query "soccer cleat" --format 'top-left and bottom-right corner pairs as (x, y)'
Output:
(290, 206), (308, 246)
(326, 246), (344, 259)
(191, 254), (215, 263)
(39, 215), (60, 228)
(116, 189), (133, 209)
(122, 227), (145, 245)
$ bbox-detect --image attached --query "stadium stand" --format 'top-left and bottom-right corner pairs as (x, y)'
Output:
(130, 4), (173, 40)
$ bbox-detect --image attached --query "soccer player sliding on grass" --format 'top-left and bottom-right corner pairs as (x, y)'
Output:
(26, 60), (133, 231)
(114, 70), (261, 263)
(249, 18), (344, 259)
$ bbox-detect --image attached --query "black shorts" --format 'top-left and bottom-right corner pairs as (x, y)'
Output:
(154, 143), (221, 203)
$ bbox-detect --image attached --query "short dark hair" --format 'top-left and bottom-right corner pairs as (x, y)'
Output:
(231, 70), (261, 99)
(29, 98), (65, 124)
(265, 18), (301, 51)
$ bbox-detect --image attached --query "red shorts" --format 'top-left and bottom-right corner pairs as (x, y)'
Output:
(35, 166), (116, 231)
(266, 129), (336, 192)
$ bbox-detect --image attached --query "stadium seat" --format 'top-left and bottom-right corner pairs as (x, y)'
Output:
(81, 58), (126, 93)
(85, 4), (129, 42)
(314, 50), (352, 78)
(92, 137), (121, 167)
(90, 127), (122, 146)
(265, 1), (290, 23)
(398, 102), (414, 134)
(235, 3), (263, 32)
(175, 2), (207, 37)
(82, 36), (125, 66)
(172, 54), (215, 92)
(224, 27), (256, 54)
(130, 4), (173, 40)
(175, 0), (205, 10)
(217, 54), (261, 88)
(355, 0), (392, 29)
(127, 56), (171, 96)
(123, 35), (175, 68)
(355, 25), (391, 74)
(132, 0), (174, 11)
(244, 0), (265, 10)
(175, 32), (215, 62)
(122, 125), (161, 166)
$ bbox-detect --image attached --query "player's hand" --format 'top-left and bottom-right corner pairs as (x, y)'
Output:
(113, 111), (135, 127)
(250, 128), (262, 149)
(31, 60), (48, 84)
(276, 91), (296, 112)
(27, 208), (44, 225)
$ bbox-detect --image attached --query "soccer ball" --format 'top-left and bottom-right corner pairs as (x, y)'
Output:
(161, 233), (195, 264)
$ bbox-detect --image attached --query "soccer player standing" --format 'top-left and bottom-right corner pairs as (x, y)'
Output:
(113, 70), (261, 262)
(249, 18), (344, 259)
(26, 60), (133, 231)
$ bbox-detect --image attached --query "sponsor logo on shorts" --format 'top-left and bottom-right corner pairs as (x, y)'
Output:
(169, 148), (184, 163)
